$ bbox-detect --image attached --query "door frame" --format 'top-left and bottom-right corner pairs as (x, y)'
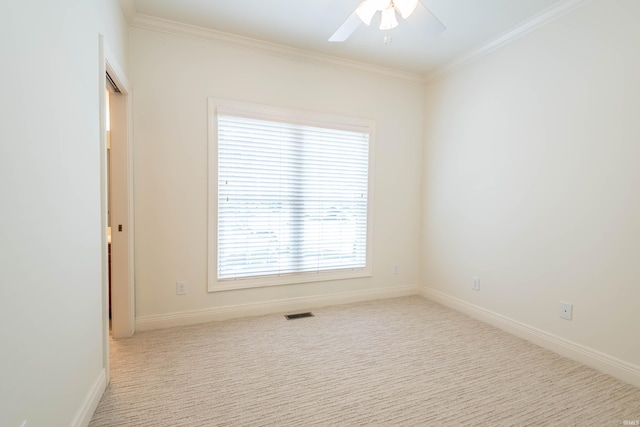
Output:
(99, 35), (135, 382)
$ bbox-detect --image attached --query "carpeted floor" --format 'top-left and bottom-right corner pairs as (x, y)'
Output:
(89, 296), (640, 426)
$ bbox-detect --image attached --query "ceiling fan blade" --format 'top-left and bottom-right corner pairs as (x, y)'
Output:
(329, 11), (362, 42)
(413, 0), (446, 37)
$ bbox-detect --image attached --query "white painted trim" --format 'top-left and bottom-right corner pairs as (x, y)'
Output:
(125, 0), (592, 84)
(99, 35), (135, 395)
(425, 0), (593, 82)
(71, 369), (106, 427)
(118, 0), (137, 24)
(104, 46), (131, 93)
(98, 34), (110, 387)
(207, 98), (376, 292)
(137, 285), (419, 331)
(129, 14), (424, 83)
(420, 286), (640, 388)
(103, 42), (135, 340)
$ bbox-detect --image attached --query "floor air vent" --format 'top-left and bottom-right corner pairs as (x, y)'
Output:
(285, 312), (314, 320)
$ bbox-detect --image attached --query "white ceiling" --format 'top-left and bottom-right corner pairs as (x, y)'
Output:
(128, 0), (565, 75)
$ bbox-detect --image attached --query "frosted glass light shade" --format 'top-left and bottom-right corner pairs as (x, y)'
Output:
(393, 0), (419, 19)
(357, 0), (392, 25)
(356, 1), (377, 25)
(379, 7), (398, 30)
(371, 0), (392, 10)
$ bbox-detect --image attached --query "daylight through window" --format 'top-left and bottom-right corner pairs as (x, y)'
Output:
(214, 105), (371, 285)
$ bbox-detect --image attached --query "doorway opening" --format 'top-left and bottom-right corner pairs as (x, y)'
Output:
(100, 35), (134, 384)
(105, 85), (114, 331)
(104, 68), (133, 340)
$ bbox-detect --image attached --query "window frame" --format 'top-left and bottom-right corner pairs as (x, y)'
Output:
(208, 98), (375, 292)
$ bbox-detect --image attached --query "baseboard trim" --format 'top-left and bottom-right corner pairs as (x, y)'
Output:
(72, 368), (106, 427)
(136, 285), (419, 331)
(420, 287), (640, 388)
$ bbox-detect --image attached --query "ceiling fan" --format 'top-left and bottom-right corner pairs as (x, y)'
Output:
(329, 0), (445, 43)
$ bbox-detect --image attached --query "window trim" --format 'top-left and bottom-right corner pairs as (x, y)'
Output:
(208, 98), (375, 292)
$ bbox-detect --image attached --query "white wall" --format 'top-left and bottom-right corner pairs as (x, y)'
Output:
(130, 27), (423, 320)
(422, 0), (640, 376)
(0, 1), (129, 426)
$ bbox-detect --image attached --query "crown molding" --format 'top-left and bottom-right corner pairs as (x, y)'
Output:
(123, 0), (592, 85)
(119, 0), (137, 24)
(129, 14), (424, 83)
(425, 0), (593, 82)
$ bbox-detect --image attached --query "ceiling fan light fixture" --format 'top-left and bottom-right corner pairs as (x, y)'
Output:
(371, 0), (393, 10)
(329, 0), (445, 44)
(356, 1), (378, 26)
(379, 6), (398, 30)
(392, 0), (419, 19)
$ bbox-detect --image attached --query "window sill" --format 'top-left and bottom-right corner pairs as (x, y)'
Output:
(207, 267), (372, 292)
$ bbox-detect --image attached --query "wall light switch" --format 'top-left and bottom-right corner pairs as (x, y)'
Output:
(472, 277), (480, 291)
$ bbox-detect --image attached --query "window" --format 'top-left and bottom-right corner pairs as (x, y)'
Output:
(208, 99), (374, 291)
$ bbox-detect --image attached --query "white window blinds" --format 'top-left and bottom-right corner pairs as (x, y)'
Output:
(217, 112), (370, 281)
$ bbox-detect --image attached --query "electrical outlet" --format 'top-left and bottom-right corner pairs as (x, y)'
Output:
(472, 277), (480, 291)
(176, 281), (187, 295)
(560, 302), (573, 320)
(393, 263), (399, 275)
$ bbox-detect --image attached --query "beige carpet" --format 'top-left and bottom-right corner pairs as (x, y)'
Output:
(90, 296), (640, 426)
